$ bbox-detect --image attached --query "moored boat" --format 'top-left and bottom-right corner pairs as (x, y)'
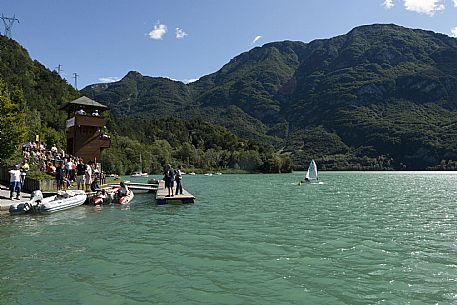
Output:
(131, 172), (149, 177)
(131, 154), (148, 177)
(9, 190), (87, 215)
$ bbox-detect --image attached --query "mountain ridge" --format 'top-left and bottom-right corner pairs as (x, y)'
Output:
(80, 23), (457, 169)
(2, 23), (457, 170)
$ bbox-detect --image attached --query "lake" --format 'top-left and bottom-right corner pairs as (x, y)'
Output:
(1, 172), (457, 304)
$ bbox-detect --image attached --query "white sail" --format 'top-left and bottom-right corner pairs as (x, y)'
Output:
(305, 160), (318, 181)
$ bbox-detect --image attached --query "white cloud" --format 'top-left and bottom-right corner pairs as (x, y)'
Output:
(383, 0), (394, 9)
(403, 0), (445, 16)
(98, 77), (120, 83)
(454, 0), (457, 7)
(169, 77), (199, 84)
(252, 35), (262, 44)
(182, 78), (198, 84)
(175, 27), (188, 39)
(164, 75), (200, 83)
(451, 26), (457, 37)
(148, 22), (167, 40)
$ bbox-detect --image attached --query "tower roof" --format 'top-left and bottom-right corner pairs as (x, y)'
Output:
(60, 96), (109, 111)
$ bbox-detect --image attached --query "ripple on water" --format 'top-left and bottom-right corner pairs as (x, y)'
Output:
(1, 172), (457, 304)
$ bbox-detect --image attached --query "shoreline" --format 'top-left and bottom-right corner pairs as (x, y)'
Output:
(0, 183), (31, 212)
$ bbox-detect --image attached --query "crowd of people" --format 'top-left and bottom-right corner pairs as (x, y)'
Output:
(9, 141), (187, 201)
(8, 141), (101, 200)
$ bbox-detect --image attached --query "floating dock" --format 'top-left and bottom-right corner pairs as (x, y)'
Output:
(124, 182), (158, 192)
(155, 181), (195, 205)
(107, 181), (158, 192)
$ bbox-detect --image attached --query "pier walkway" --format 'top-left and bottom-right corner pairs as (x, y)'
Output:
(155, 180), (195, 205)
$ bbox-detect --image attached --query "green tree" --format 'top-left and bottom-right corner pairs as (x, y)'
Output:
(0, 80), (27, 162)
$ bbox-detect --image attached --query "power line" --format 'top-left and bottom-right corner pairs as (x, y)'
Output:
(1, 14), (19, 38)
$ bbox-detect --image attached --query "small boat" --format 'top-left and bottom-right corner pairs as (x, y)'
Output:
(131, 154), (149, 177)
(304, 159), (318, 183)
(131, 172), (149, 177)
(147, 179), (160, 185)
(115, 190), (134, 205)
(9, 190), (87, 215)
(91, 189), (116, 205)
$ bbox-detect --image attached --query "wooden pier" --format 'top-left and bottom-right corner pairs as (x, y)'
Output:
(155, 181), (195, 205)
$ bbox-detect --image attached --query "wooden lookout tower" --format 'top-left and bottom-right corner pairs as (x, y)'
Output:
(60, 96), (111, 162)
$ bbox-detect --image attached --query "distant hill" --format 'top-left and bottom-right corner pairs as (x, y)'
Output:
(82, 24), (457, 170)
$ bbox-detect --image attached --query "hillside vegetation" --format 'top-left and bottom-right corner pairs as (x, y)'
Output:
(2, 24), (457, 172)
(83, 24), (457, 170)
(0, 35), (80, 159)
(0, 35), (291, 173)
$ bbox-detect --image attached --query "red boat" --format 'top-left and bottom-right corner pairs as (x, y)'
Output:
(90, 189), (116, 205)
(116, 190), (134, 205)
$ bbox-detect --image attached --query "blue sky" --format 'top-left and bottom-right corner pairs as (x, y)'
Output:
(2, 0), (457, 88)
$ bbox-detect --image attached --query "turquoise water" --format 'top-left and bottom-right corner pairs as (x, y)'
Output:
(1, 172), (457, 304)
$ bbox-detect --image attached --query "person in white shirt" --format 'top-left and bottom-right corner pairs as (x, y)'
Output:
(9, 165), (21, 200)
(175, 165), (183, 195)
(65, 158), (74, 184)
(51, 144), (57, 157)
(85, 161), (93, 192)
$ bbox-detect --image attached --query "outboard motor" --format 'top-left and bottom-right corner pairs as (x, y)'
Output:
(22, 190), (44, 213)
(9, 190), (44, 215)
(30, 190), (44, 203)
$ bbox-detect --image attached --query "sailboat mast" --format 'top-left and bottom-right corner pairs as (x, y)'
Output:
(140, 153), (142, 172)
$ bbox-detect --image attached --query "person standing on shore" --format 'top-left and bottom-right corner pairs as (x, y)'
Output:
(75, 158), (86, 190)
(65, 158), (74, 184)
(19, 159), (29, 187)
(9, 165), (21, 200)
(175, 165), (183, 195)
(85, 161), (93, 192)
(55, 162), (65, 191)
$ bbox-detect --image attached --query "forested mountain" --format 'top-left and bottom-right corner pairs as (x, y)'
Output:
(2, 24), (457, 171)
(0, 34), (80, 149)
(83, 24), (457, 170)
(0, 35), (291, 173)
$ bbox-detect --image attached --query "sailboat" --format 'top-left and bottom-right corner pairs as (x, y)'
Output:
(131, 154), (149, 177)
(304, 159), (318, 182)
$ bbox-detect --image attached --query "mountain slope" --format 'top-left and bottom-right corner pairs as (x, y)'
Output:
(82, 24), (457, 169)
(0, 35), (80, 130)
